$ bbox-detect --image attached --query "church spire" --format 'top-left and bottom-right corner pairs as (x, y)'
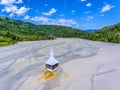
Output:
(45, 40), (59, 66)
(50, 40), (54, 57)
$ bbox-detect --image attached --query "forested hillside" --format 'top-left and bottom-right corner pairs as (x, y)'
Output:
(0, 16), (120, 47)
(0, 16), (87, 46)
(87, 23), (120, 43)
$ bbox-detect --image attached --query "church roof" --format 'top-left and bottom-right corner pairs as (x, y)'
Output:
(45, 43), (59, 66)
(45, 56), (59, 66)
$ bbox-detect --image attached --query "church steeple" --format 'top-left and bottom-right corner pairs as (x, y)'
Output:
(50, 41), (54, 57)
(45, 40), (59, 72)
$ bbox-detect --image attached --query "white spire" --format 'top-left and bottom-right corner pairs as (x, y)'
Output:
(45, 40), (59, 65)
(50, 40), (54, 57)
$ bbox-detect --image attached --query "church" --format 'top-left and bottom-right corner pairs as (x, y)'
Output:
(45, 41), (59, 72)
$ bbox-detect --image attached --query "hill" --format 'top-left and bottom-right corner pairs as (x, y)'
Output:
(1, 16), (120, 46)
(87, 23), (120, 43)
(0, 16), (87, 46)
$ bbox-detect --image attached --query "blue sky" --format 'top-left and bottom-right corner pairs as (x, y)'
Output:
(0, 0), (120, 30)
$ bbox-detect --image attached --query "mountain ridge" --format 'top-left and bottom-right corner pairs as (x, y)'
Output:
(0, 16), (120, 46)
(0, 16), (87, 46)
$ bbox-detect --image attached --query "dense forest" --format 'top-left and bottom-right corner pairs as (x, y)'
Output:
(87, 23), (120, 43)
(0, 16), (87, 46)
(0, 16), (120, 46)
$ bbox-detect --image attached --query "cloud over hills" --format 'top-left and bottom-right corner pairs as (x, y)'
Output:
(31, 16), (78, 27)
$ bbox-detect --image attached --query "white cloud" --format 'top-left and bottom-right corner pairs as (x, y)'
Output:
(101, 4), (115, 13)
(80, 0), (86, 2)
(86, 3), (92, 7)
(24, 15), (30, 20)
(57, 19), (77, 25)
(0, 0), (16, 5)
(31, 16), (50, 23)
(0, 0), (22, 5)
(31, 16), (78, 27)
(2, 5), (29, 16)
(16, 7), (29, 16)
(72, 10), (75, 14)
(42, 8), (57, 16)
(0, 0), (29, 16)
(2, 5), (17, 13)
